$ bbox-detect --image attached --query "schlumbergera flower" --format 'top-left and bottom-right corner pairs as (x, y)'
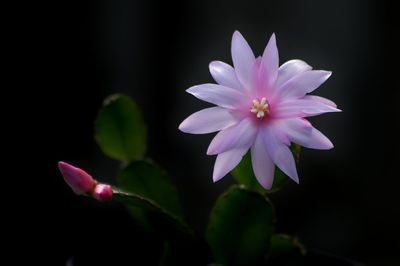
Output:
(179, 31), (341, 189)
(58, 161), (96, 194)
(58, 161), (112, 201)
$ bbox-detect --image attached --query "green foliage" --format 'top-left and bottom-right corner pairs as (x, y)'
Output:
(112, 187), (192, 236)
(93, 94), (190, 236)
(231, 144), (301, 193)
(268, 234), (306, 259)
(88, 93), (310, 264)
(95, 94), (147, 162)
(117, 160), (183, 219)
(114, 158), (188, 237)
(206, 186), (275, 265)
(266, 234), (306, 265)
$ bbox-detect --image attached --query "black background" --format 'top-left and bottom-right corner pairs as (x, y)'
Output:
(15, 0), (398, 265)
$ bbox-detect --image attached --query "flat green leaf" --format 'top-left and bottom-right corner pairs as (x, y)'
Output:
(125, 206), (154, 232)
(206, 186), (275, 265)
(112, 188), (193, 236)
(267, 234), (306, 262)
(95, 94), (147, 162)
(117, 160), (183, 219)
(231, 144), (301, 193)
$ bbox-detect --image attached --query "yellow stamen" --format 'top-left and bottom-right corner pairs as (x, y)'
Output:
(250, 97), (269, 119)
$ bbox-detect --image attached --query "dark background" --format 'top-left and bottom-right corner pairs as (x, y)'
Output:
(18, 0), (398, 264)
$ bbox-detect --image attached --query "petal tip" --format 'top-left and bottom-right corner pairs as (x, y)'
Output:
(315, 70), (332, 82)
(289, 171), (300, 184)
(212, 169), (225, 183)
(260, 181), (273, 190)
(316, 137), (334, 150)
(300, 118), (313, 128)
(58, 161), (67, 170)
(212, 175), (220, 183)
(287, 168), (300, 184)
(58, 161), (95, 194)
(58, 161), (76, 175)
(233, 30), (242, 38)
(232, 31), (246, 45)
(324, 70), (332, 79)
(185, 85), (201, 96)
(178, 121), (186, 132)
(209, 61), (219, 75)
(206, 147), (216, 156)
(209, 60), (218, 67)
(185, 86), (195, 94)
(324, 138), (334, 150)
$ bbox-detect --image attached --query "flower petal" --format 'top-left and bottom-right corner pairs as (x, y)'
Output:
(272, 98), (341, 118)
(261, 125), (299, 183)
(209, 61), (242, 91)
(251, 133), (275, 189)
(207, 117), (257, 155)
(213, 147), (248, 182)
(277, 70), (332, 99)
(277, 118), (334, 150)
(260, 33), (279, 95)
(186, 83), (246, 109)
(276, 59), (312, 89)
(179, 107), (239, 134)
(231, 31), (256, 92)
(303, 95), (337, 108)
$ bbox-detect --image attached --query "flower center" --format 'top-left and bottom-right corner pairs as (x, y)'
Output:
(250, 97), (269, 119)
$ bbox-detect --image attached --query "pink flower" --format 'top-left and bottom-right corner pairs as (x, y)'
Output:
(179, 31), (341, 189)
(58, 161), (96, 194)
(93, 184), (113, 201)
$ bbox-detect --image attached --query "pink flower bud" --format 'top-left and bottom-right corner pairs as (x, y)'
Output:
(58, 161), (96, 195)
(92, 184), (113, 201)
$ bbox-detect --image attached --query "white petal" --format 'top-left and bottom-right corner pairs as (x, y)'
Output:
(213, 147), (248, 182)
(277, 118), (334, 150)
(231, 31), (256, 92)
(209, 61), (242, 91)
(251, 133), (275, 189)
(276, 59), (312, 88)
(186, 84), (246, 109)
(207, 117), (257, 155)
(261, 125), (299, 183)
(179, 107), (239, 134)
(303, 95), (337, 108)
(272, 98), (341, 118)
(260, 33), (279, 95)
(277, 70), (332, 99)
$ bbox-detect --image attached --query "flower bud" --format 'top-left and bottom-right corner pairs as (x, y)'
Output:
(58, 161), (96, 195)
(92, 184), (113, 201)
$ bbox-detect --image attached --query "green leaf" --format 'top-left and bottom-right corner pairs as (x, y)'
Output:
(231, 144), (301, 193)
(116, 160), (188, 236)
(267, 234), (306, 261)
(125, 206), (154, 232)
(206, 186), (275, 265)
(117, 160), (183, 219)
(95, 94), (147, 162)
(112, 187), (193, 236)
